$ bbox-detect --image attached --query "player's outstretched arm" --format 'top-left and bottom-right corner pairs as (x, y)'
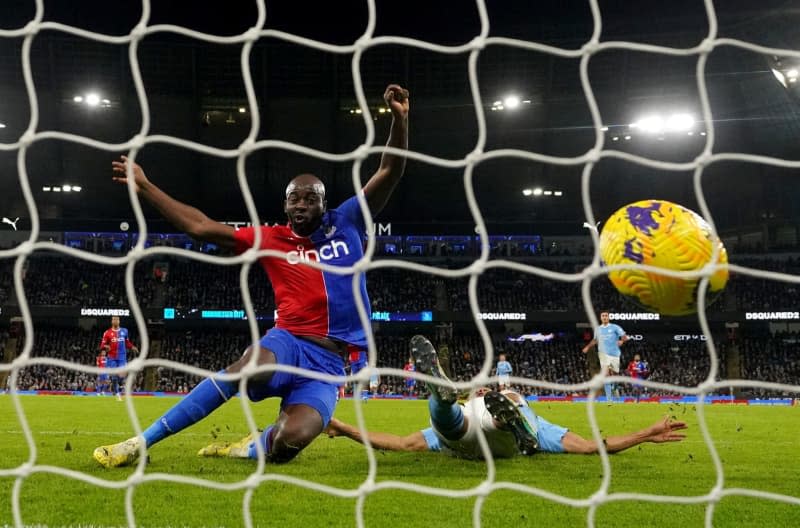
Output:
(324, 417), (428, 452)
(581, 339), (597, 353)
(561, 416), (687, 455)
(362, 84), (410, 215)
(111, 156), (236, 249)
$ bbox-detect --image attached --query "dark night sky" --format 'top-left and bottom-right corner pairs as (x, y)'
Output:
(0, 1), (798, 234)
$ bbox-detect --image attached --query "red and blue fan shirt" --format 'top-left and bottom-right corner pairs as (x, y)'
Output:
(99, 328), (135, 361)
(233, 195), (370, 348)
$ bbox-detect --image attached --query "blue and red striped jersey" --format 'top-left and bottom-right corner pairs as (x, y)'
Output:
(234, 195), (370, 348)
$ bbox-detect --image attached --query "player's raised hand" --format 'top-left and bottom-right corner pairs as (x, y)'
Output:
(384, 84), (409, 119)
(111, 155), (150, 193)
(646, 416), (688, 443)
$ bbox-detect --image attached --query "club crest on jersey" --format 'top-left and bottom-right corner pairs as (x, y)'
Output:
(287, 240), (350, 264)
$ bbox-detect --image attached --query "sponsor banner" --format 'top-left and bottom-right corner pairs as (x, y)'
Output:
(478, 312), (526, 321)
(80, 307), (130, 317)
(745, 311), (800, 321)
(674, 334), (708, 341)
(371, 311), (433, 322)
(748, 399), (794, 406)
(608, 312), (660, 321)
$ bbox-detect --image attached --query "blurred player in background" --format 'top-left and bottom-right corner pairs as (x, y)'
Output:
(98, 316), (138, 401)
(95, 349), (109, 396)
(495, 353), (513, 391)
(626, 353), (649, 402)
(348, 347), (367, 397)
(324, 336), (686, 458)
(582, 311), (629, 402)
(403, 357), (416, 396)
(94, 83), (409, 468)
(367, 370), (380, 400)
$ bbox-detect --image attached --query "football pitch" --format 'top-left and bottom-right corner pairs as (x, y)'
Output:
(0, 395), (797, 528)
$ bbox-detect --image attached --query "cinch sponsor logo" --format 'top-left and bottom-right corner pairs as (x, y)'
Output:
(628, 334), (644, 340)
(287, 241), (351, 264)
(745, 311), (800, 320)
(81, 308), (130, 316)
(478, 312), (527, 320)
(608, 312), (660, 321)
(674, 334), (708, 341)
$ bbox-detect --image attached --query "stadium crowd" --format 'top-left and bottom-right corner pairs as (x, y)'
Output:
(0, 253), (798, 313)
(7, 325), (797, 399)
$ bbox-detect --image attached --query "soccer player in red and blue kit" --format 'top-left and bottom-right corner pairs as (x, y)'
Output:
(94, 84), (409, 467)
(99, 316), (138, 400)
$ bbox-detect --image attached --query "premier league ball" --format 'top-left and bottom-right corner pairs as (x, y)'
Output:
(599, 200), (729, 316)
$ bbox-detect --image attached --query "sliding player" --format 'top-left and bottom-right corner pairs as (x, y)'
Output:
(93, 84), (410, 467)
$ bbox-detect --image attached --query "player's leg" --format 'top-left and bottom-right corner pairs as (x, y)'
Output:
(604, 356), (621, 403)
(598, 354), (614, 402)
(411, 335), (464, 440)
(114, 358), (129, 401)
(200, 336), (344, 463)
(93, 340), (276, 468)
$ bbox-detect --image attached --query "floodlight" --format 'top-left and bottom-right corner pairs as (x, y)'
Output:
(787, 68), (798, 79)
(634, 115), (664, 134)
(73, 95), (83, 103)
(624, 135), (632, 140)
(554, 191), (563, 196)
(772, 68), (788, 88)
(72, 186), (82, 192)
(0, 123), (5, 129)
(503, 96), (521, 109)
(543, 190), (553, 196)
(42, 186), (51, 192)
(63, 185), (72, 192)
(85, 93), (100, 106)
(522, 188), (533, 196)
(666, 113), (694, 131)
(53, 187), (61, 192)
(238, 107), (246, 113)
(532, 188), (543, 196)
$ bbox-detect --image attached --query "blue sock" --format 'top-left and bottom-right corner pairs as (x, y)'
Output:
(142, 372), (238, 447)
(111, 377), (120, 394)
(604, 383), (613, 402)
(428, 397), (464, 441)
(248, 425), (274, 460)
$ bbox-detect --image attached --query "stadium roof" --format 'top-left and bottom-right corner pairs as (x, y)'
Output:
(0, 0), (798, 235)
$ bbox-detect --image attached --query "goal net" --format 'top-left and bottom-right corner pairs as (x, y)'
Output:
(1, 1), (799, 527)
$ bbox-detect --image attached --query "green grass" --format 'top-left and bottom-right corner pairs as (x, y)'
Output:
(0, 395), (798, 527)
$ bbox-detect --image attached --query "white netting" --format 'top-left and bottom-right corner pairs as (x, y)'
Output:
(1, 0), (800, 527)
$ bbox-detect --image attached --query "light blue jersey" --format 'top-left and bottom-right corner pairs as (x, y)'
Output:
(595, 323), (626, 357)
(421, 415), (568, 455)
(496, 360), (513, 376)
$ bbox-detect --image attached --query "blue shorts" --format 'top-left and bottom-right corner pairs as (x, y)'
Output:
(350, 353), (367, 375)
(97, 374), (109, 382)
(405, 378), (416, 388)
(106, 358), (127, 369)
(535, 415), (569, 454)
(245, 328), (345, 427)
